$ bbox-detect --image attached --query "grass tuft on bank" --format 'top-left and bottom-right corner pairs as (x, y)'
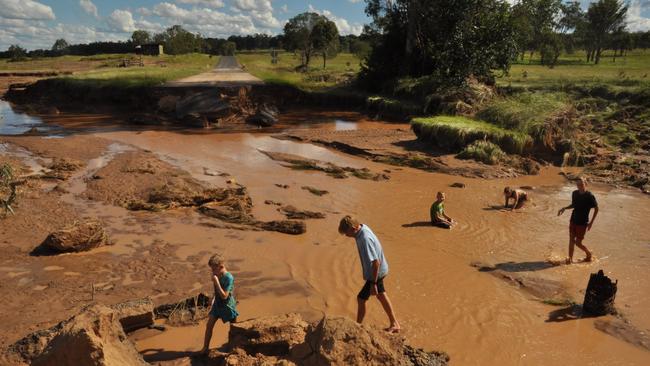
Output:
(457, 141), (506, 165)
(476, 92), (573, 143)
(411, 116), (533, 154)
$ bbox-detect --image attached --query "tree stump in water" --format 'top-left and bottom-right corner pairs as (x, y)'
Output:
(582, 270), (617, 316)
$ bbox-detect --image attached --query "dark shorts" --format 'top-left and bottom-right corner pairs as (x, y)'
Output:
(431, 220), (451, 229)
(570, 222), (588, 241)
(357, 277), (386, 301)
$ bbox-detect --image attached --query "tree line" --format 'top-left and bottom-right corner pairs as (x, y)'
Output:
(0, 21), (371, 63)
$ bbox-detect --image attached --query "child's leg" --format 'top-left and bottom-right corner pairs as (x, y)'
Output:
(575, 238), (592, 260)
(201, 315), (218, 353)
(356, 297), (367, 323)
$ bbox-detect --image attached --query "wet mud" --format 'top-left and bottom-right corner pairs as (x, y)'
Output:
(1, 107), (650, 365)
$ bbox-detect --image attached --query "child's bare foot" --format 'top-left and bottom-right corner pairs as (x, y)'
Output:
(198, 347), (209, 355)
(584, 254), (593, 262)
(565, 258), (572, 265)
(385, 324), (401, 334)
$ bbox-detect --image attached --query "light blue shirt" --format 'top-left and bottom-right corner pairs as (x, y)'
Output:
(355, 224), (389, 281)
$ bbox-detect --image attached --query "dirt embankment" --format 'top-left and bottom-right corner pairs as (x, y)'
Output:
(6, 300), (449, 366)
(280, 128), (540, 179)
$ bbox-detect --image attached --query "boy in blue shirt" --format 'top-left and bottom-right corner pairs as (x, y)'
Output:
(201, 253), (239, 354)
(339, 215), (400, 333)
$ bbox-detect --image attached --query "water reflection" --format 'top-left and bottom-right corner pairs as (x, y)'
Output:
(0, 100), (50, 135)
(334, 119), (358, 131)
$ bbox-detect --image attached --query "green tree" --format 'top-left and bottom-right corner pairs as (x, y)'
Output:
(131, 30), (151, 46)
(350, 39), (371, 60)
(283, 12), (329, 67)
(361, 0), (517, 89)
(7, 45), (27, 61)
(154, 25), (202, 55)
(51, 39), (69, 54)
(585, 0), (628, 64)
(223, 41), (236, 56)
(312, 19), (339, 68)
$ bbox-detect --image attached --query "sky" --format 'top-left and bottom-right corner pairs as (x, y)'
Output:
(1, 0), (649, 51)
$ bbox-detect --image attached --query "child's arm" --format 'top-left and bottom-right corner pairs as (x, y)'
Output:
(212, 275), (230, 300)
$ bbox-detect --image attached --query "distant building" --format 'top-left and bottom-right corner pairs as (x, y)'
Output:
(135, 44), (164, 56)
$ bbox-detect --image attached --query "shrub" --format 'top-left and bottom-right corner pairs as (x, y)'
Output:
(457, 140), (506, 164)
(411, 115), (532, 154)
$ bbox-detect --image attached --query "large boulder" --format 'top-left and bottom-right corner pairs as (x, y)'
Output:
(40, 220), (109, 253)
(30, 305), (147, 366)
(229, 313), (309, 356)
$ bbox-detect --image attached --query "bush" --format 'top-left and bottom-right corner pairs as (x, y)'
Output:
(457, 140), (506, 165)
(411, 115), (532, 154)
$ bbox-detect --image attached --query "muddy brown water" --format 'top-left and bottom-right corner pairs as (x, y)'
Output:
(1, 108), (650, 365)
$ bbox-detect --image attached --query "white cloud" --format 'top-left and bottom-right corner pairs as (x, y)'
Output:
(79, 0), (98, 18)
(107, 9), (136, 33)
(0, 19), (126, 50)
(307, 5), (363, 35)
(233, 0), (280, 28)
(152, 2), (259, 36)
(136, 7), (153, 16)
(175, 0), (224, 8)
(628, 0), (650, 32)
(0, 0), (55, 20)
(348, 0), (362, 3)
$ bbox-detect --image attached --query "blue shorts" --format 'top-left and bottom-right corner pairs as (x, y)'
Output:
(210, 303), (239, 323)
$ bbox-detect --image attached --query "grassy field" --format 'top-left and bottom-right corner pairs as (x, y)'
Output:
(236, 51), (362, 90)
(0, 53), (217, 87)
(499, 49), (650, 91)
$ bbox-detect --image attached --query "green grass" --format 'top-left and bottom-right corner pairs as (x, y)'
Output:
(1, 53), (217, 87)
(65, 53), (216, 87)
(476, 92), (572, 144)
(411, 115), (533, 154)
(457, 140), (506, 165)
(236, 51), (361, 91)
(500, 49), (650, 91)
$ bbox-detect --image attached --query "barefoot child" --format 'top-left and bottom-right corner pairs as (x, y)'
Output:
(430, 191), (456, 229)
(201, 253), (239, 354)
(338, 216), (401, 333)
(504, 187), (528, 210)
(558, 177), (599, 264)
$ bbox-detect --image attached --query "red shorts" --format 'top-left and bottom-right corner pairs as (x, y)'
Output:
(569, 222), (588, 241)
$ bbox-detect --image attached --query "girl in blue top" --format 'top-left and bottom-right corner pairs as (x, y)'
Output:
(201, 253), (239, 354)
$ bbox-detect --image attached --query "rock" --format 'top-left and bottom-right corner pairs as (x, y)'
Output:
(229, 313), (308, 356)
(301, 186), (329, 196)
(110, 298), (154, 333)
(22, 305), (148, 366)
(520, 185), (535, 190)
(265, 200), (283, 206)
(157, 95), (179, 113)
(200, 202), (255, 225)
(259, 220), (306, 235)
(246, 105), (279, 127)
(275, 184), (290, 189)
(279, 205), (326, 220)
(223, 348), (294, 366)
(40, 220), (109, 253)
(303, 316), (449, 366)
(583, 270), (618, 316)
(450, 182), (465, 188)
